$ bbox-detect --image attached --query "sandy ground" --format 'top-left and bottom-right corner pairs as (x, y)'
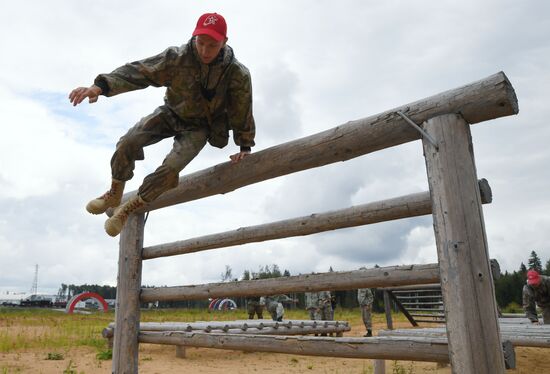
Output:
(1, 321), (548, 373)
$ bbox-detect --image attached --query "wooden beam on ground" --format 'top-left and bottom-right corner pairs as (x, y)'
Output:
(112, 72), (516, 213)
(379, 327), (550, 348)
(142, 180), (492, 260)
(107, 320), (347, 332)
(140, 263), (440, 303)
(104, 325), (351, 339)
(138, 332), (450, 362)
(423, 114), (506, 373)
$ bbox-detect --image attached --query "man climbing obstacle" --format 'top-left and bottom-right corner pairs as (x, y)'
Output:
(69, 12), (255, 237)
(523, 269), (550, 324)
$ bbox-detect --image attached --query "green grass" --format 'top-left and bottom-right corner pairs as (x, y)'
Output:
(0, 306), (406, 355)
(46, 352), (64, 360)
(0, 307), (112, 352)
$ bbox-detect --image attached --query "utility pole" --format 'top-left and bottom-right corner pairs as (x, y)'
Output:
(30, 264), (38, 295)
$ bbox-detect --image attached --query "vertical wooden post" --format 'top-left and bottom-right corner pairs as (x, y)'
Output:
(383, 291), (393, 330)
(175, 345), (186, 358)
(422, 114), (504, 374)
(112, 213), (145, 374)
(373, 359), (385, 374)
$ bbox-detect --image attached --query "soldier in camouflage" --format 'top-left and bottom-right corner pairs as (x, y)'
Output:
(316, 290), (333, 321)
(265, 294), (296, 321)
(69, 12), (255, 237)
(358, 279), (374, 337)
(523, 269), (550, 324)
(246, 295), (264, 319)
(304, 292), (320, 320)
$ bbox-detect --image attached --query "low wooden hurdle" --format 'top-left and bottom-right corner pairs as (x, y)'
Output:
(109, 72), (518, 373)
(103, 319), (351, 357)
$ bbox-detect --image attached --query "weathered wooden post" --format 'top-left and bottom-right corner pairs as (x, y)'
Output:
(383, 290), (393, 330)
(112, 213), (145, 374)
(373, 359), (385, 374)
(422, 113), (505, 373)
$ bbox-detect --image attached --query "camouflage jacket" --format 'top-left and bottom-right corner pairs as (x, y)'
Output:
(304, 292), (319, 310)
(94, 38), (255, 149)
(357, 288), (374, 306)
(523, 275), (550, 322)
(317, 291), (332, 308)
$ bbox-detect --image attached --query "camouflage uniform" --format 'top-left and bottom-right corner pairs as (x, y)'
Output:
(305, 292), (320, 320)
(246, 296), (264, 319)
(523, 275), (550, 324)
(94, 38), (255, 202)
(316, 291), (333, 321)
(265, 295), (293, 321)
(358, 288), (374, 335)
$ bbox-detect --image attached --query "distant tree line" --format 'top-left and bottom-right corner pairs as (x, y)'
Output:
(57, 251), (547, 311)
(57, 283), (117, 300)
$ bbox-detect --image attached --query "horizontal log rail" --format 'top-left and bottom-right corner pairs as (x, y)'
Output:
(142, 179), (492, 259)
(140, 263), (440, 303)
(112, 72), (515, 213)
(379, 284), (442, 292)
(379, 326), (550, 348)
(139, 332), (450, 362)
(104, 325), (351, 339)
(106, 320), (347, 332)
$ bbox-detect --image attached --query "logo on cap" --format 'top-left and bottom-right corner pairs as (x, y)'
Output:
(203, 15), (218, 26)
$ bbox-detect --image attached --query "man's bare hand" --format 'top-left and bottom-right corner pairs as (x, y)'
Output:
(69, 85), (102, 106)
(230, 150), (251, 164)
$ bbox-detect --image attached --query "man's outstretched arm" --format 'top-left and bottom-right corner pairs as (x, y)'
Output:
(69, 84), (102, 106)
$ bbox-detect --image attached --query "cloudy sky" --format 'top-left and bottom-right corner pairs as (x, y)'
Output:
(1, 1), (549, 296)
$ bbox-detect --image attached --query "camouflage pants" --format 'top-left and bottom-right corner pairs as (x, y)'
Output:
(110, 105), (208, 202)
(315, 305), (333, 321)
(542, 306), (550, 324)
(267, 302), (284, 321)
(247, 301), (264, 319)
(361, 304), (372, 329)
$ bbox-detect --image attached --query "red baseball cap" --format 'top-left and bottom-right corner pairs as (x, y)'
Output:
(527, 269), (541, 286)
(192, 13), (227, 42)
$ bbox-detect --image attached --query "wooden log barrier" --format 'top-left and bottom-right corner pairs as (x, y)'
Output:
(378, 326), (550, 348)
(111, 72), (516, 214)
(423, 114), (505, 373)
(112, 213), (144, 374)
(140, 263), (440, 303)
(142, 179), (492, 260)
(106, 319), (347, 332)
(138, 332), (450, 363)
(104, 325), (351, 340)
(103, 320), (349, 337)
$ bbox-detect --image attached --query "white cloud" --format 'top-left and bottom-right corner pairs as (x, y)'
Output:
(1, 0), (549, 294)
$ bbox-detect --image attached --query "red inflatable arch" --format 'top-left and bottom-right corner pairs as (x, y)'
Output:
(65, 292), (108, 314)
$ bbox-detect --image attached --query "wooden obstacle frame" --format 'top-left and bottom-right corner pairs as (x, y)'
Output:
(110, 72), (519, 373)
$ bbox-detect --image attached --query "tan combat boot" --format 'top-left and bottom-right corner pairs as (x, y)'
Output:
(104, 195), (146, 237)
(86, 179), (125, 214)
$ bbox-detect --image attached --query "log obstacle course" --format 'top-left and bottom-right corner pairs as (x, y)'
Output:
(378, 319), (550, 348)
(110, 72), (519, 373)
(103, 320), (351, 355)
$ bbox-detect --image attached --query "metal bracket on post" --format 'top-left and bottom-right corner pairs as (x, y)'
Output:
(397, 111), (439, 150)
